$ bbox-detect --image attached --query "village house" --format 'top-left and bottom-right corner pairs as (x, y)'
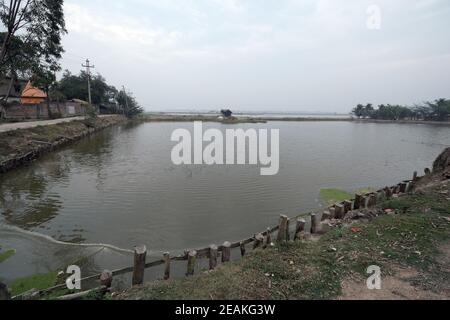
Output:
(0, 78), (88, 120)
(21, 81), (47, 105)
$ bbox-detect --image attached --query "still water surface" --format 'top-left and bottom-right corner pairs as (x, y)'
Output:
(1, 121), (449, 282)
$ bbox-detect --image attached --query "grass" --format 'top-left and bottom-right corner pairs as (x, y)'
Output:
(320, 188), (353, 205)
(117, 183), (450, 300)
(10, 272), (58, 297)
(0, 249), (16, 263)
(7, 247), (111, 298)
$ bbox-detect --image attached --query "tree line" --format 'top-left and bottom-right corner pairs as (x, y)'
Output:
(0, 0), (143, 118)
(352, 99), (450, 121)
(54, 70), (144, 118)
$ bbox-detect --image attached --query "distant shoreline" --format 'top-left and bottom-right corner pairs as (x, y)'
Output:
(142, 113), (450, 125)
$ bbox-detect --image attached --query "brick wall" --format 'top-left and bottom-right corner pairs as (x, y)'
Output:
(3, 102), (86, 120)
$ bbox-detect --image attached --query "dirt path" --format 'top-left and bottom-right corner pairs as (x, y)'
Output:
(0, 115), (115, 133)
(340, 243), (450, 300)
(340, 265), (447, 300)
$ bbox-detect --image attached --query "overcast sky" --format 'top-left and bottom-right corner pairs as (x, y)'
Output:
(60, 0), (450, 112)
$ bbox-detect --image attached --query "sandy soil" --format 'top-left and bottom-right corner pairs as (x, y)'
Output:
(340, 244), (450, 300)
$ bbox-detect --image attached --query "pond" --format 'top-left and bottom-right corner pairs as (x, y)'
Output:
(1, 121), (449, 284)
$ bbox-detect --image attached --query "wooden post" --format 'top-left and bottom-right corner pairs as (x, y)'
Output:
(0, 282), (11, 301)
(277, 215), (289, 242)
(361, 196), (368, 209)
(264, 228), (272, 249)
(354, 194), (363, 210)
(294, 218), (306, 240)
(343, 201), (352, 213)
(407, 181), (415, 193)
(222, 242), (231, 263)
(320, 220), (332, 233)
(310, 213), (318, 234)
(366, 194), (372, 207)
(322, 211), (331, 221)
(240, 242), (246, 257)
(253, 233), (264, 249)
(399, 183), (407, 194)
(286, 219), (291, 241)
(100, 270), (113, 289)
(209, 245), (218, 270)
(163, 252), (171, 280)
(367, 194), (377, 207)
(329, 207), (336, 219)
(132, 245), (147, 286)
(335, 204), (344, 219)
(186, 250), (197, 276)
(385, 187), (392, 199)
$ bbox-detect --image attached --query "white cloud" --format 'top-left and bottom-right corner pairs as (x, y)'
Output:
(65, 3), (183, 50)
(211, 0), (246, 13)
(61, 0), (450, 111)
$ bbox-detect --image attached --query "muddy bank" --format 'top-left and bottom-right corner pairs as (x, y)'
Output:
(0, 115), (127, 174)
(142, 114), (268, 124)
(143, 113), (351, 123)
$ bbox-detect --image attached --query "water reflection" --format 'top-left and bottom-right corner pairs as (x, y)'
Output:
(0, 125), (124, 234)
(1, 173), (61, 229)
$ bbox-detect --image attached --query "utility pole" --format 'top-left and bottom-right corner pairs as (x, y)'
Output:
(82, 59), (95, 105)
(122, 85), (129, 116)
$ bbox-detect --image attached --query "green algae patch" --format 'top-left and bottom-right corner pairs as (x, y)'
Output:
(320, 189), (352, 205)
(356, 187), (376, 195)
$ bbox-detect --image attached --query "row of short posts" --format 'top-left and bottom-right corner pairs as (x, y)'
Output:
(130, 233), (275, 286)
(278, 215), (311, 241)
(129, 171), (422, 287)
